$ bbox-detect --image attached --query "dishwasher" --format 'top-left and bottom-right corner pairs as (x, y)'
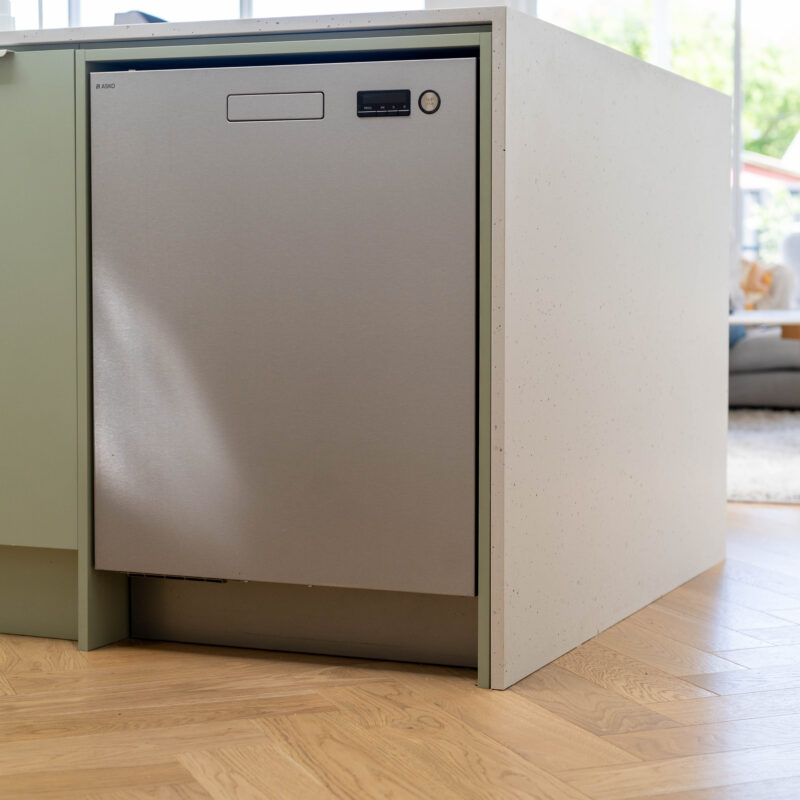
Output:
(90, 56), (476, 596)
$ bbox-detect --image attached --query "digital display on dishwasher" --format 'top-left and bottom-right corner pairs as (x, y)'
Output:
(357, 90), (411, 117)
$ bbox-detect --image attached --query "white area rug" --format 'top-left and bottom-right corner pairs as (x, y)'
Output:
(728, 410), (800, 503)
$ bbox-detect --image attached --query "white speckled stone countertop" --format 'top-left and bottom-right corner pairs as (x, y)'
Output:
(0, 7), (501, 47)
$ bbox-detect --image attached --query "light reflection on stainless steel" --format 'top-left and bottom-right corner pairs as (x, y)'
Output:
(93, 269), (247, 551)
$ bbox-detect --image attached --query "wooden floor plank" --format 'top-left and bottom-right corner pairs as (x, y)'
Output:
(511, 664), (681, 735)
(0, 719), (266, 778)
(0, 691), (335, 743)
(3, 634), (90, 674)
(398, 672), (640, 773)
(724, 542), (800, 582)
(0, 674), (15, 697)
(255, 710), (467, 800)
(682, 663), (800, 695)
(602, 712), (800, 760)
(0, 638), (20, 672)
(712, 558), (800, 602)
(317, 683), (594, 800)
(0, 762), (199, 799)
(178, 741), (333, 800)
(646, 686), (800, 725)
(85, 785), (212, 799)
(717, 643), (800, 669)
(559, 741), (800, 800)
(684, 571), (800, 613)
(554, 641), (714, 703)
(1, 660), (411, 713)
(379, 722), (593, 800)
(623, 775), (800, 800)
(594, 617), (745, 676)
(740, 625), (800, 646)
(625, 604), (771, 653)
(655, 585), (788, 631)
(0, 671), (383, 724)
(4, 654), (332, 695)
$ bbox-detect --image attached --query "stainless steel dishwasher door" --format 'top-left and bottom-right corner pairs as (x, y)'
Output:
(90, 57), (476, 596)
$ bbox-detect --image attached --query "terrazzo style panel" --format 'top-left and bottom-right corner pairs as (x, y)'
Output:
(492, 11), (730, 688)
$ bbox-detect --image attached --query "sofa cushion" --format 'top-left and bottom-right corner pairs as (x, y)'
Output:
(730, 370), (800, 409)
(729, 330), (800, 373)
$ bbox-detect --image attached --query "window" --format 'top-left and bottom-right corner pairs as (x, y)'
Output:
(740, 0), (800, 261)
(9, 0), (67, 29)
(251, 1), (423, 15)
(8, 0), (422, 29)
(79, 0), (239, 26)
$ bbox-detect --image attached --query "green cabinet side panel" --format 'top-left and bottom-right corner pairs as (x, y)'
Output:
(0, 546), (78, 639)
(0, 50), (78, 551)
(476, 31), (492, 689)
(75, 50), (131, 651)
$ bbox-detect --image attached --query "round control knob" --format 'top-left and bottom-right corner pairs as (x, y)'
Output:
(418, 90), (441, 114)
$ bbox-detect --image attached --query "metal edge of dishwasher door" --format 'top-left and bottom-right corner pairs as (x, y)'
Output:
(90, 57), (477, 596)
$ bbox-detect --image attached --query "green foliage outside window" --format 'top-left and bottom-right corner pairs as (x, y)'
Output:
(743, 47), (800, 159)
(569, 9), (800, 160)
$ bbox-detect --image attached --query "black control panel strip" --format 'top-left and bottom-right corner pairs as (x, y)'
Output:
(357, 89), (411, 117)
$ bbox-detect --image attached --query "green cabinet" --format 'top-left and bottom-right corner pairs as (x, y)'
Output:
(0, 49), (78, 551)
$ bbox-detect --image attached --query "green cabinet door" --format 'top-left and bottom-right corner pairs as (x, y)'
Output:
(0, 49), (77, 550)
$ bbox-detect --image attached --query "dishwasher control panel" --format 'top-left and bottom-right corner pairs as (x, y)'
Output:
(357, 90), (411, 117)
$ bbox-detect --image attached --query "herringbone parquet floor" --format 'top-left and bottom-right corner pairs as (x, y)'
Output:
(2, 502), (800, 799)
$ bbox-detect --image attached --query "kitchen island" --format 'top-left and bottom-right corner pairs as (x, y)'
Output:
(0, 7), (729, 688)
